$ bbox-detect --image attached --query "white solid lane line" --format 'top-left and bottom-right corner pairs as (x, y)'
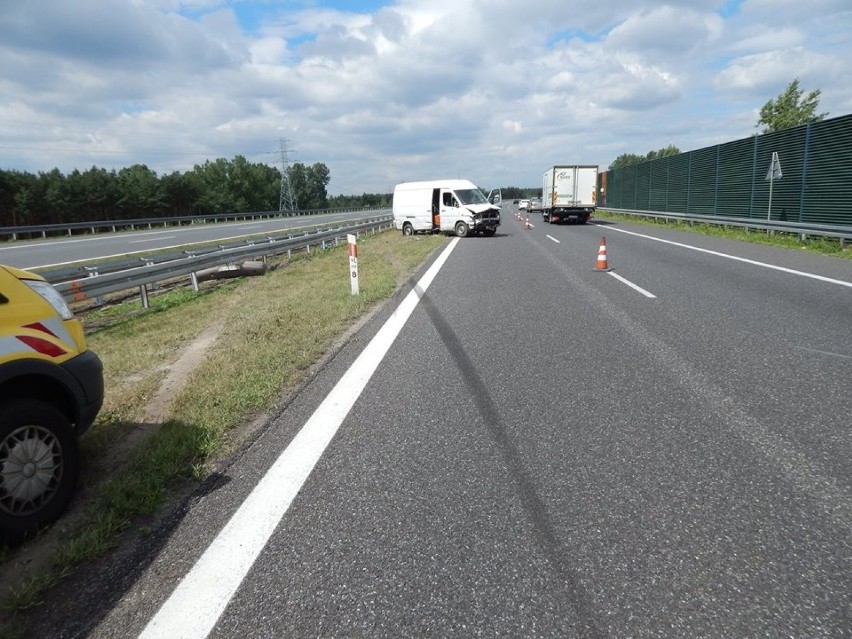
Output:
(128, 236), (176, 244)
(139, 238), (461, 639)
(600, 225), (852, 288)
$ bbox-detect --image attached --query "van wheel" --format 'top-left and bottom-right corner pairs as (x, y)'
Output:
(482, 228), (496, 237)
(0, 400), (79, 545)
(455, 222), (469, 237)
(402, 223), (414, 236)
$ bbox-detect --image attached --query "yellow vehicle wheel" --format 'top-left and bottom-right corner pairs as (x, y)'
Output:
(0, 400), (79, 544)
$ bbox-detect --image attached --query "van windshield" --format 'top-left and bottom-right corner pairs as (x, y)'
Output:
(455, 189), (487, 205)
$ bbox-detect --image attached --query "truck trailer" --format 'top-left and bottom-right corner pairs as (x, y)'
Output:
(541, 165), (598, 224)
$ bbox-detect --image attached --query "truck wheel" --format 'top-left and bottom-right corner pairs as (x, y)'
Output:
(402, 223), (414, 236)
(455, 222), (469, 238)
(0, 400), (79, 545)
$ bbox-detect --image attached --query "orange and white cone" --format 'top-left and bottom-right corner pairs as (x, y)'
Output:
(525, 215), (531, 230)
(595, 237), (612, 271)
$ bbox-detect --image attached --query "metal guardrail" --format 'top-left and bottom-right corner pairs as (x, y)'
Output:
(600, 208), (851, 248)
(52, 216), (393, 307)
(0, 206), (389, 241)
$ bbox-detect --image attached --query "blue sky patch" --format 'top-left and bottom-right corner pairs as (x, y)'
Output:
(547, 28), (602, 46)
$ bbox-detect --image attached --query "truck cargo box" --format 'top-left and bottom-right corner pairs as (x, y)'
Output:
(541, 165), (598, 224)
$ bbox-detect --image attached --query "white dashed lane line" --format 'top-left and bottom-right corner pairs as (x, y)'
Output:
(607, 271), (657, 298)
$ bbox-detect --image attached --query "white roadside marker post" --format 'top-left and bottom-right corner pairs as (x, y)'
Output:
(348, 233), (359, 295)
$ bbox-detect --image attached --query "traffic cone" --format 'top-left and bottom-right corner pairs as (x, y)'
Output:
(525, 215), (531, 230)
(595, 237), (612, 271)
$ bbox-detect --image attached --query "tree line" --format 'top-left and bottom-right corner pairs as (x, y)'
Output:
(0, 157), (392, 228)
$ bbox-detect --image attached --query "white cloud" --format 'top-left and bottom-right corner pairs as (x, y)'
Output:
(606, 5), (724, 59)
(0, 0), (850, 194)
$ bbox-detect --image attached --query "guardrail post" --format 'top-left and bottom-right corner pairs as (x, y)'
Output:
(190, 271), (200, 292)
(140, 284), (150, 309)
(85, 266), (103, 306)
(141, 258), (157, 290)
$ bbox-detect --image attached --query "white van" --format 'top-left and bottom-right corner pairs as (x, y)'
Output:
(393, 179), (501, 237)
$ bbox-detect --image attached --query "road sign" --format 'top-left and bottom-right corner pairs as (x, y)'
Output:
(765, 151), (782, 182)
(765, 152), (782, 220)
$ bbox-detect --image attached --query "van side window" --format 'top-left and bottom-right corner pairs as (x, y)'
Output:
(442, 192), (456, 207)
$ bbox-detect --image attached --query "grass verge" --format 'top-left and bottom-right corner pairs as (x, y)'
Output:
(0, 229), (447, 633)
(594, 209), (851, 259)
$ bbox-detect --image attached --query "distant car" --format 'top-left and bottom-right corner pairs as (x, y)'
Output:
(518, 199), (530, 210)
(529, 197), (543, 212)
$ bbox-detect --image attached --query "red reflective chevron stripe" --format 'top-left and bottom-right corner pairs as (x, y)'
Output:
(16, 335), (68, 358)
(24, 321), (58, 338)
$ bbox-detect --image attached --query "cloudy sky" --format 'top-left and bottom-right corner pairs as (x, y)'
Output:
(1, 0), (850, 195)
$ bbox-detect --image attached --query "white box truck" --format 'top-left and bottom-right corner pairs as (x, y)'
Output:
(393, 179), (501, 237)
(541, 165), (598, 224)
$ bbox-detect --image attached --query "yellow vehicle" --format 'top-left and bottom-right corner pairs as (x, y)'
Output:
(0, 264), (103, 544)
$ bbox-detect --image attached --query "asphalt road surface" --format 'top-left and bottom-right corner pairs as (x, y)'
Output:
(25, 211), (852, 637)
(0, 209), (388, 270)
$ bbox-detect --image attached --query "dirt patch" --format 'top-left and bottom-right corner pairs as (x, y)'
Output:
(111, 319), (226, 472)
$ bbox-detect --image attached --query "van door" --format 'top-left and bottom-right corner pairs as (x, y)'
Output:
(431, 188), (441, 230)
(440, 190), (461, 232)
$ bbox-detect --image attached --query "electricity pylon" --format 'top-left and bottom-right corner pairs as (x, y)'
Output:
(278, 139), (298, 213)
